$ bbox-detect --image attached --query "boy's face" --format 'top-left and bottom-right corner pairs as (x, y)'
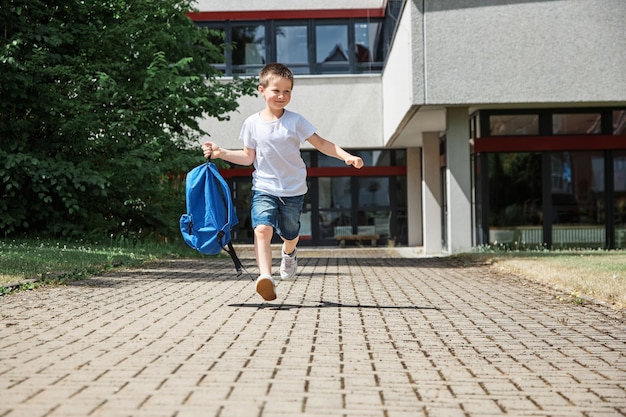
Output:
(259, 76), (292, 112)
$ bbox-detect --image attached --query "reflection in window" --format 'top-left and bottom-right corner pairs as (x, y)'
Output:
(318, 177), (351, 210)
(320, 211), (351, 239)
(551, 152), (605, 248)
(615, 152), (626, 249)
(231, 24), (265, 74)
(276, 25), (308, 73)
(316, 24), (349, 73)
(614, 110), (626, 135)
(354, 150), (389, 167)
(359, 177), (389, 207)
(489, 115), (538, 135)
(553, 113), (601, 134)
(355, 21), (383, 72)
(355, 22), (377, 62)
(487, 153), (543, 246)
(201, 19), (388, 76)
(361, 210), (390, 236)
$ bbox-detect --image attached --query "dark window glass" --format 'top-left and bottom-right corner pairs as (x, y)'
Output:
(318, 153), (347, 167)
(614, 110), (626, 135)
(552, 113), (602, 134)
(487, 153), (543, 247)
(551, 151), (605, 248)
(395, 150), (407, 166)
(354, 21), (383, 72)
(614, 152), (626, 249)
(489, 115), (539, 135)
(316, 24), (349, 73)
(231, 24), (265, 75)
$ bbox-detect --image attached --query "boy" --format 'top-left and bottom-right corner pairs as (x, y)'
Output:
(202, 63), (363, 301)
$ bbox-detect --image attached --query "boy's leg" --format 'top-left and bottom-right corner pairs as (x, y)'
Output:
(254, 224), (274, 276)
(282, 235), (299, 256)
(250, 191), (279, 301)
(277, 195), (304, 280)
(254, 224), (277, 301)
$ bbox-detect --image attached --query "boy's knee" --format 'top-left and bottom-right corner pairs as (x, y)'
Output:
(254, 224), (273, 238)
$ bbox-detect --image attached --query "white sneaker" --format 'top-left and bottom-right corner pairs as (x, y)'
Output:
(280, 247), (298, 280)
(255, 274), (276, 301)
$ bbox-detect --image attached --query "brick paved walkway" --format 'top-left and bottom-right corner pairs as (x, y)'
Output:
(1, 247), (625, 417)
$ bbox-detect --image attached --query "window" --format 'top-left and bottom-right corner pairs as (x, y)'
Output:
(315, 23), (349, 73)
(489, 115), (538, 136)
(614, 110), (626, 135)
(276, 24), (309, 74)
(355, 21), (383, 72)
(553, 113), (602, 134)
(231, 24), (266, 75)
(198, 18), (387, 76)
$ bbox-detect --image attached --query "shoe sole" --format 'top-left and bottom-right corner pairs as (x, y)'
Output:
(256, 277), (277, 301)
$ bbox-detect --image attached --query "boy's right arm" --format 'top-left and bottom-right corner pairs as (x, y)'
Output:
(202, 141), (255, 166)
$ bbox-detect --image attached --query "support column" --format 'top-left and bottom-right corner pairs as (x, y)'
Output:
(446, 107), (472, 253)
(422, 132), (442, 254)
(406, 148), (423, 246)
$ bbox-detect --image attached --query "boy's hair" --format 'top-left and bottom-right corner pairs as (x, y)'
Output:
(259, 63), (294, 88)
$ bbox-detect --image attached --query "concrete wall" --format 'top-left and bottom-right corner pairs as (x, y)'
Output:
(421, 0), (626, 105)
(381, 0), (422, 143)
(197, 75), (384, 150)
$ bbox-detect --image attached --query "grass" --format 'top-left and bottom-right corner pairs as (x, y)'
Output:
(453, 249), (626, 311)
(0, 238), (205, 293)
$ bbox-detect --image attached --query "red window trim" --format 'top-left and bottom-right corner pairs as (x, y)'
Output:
(187, 9), (385, 22)
(218, 166), (406, 178)
(472, 135), (626, 153)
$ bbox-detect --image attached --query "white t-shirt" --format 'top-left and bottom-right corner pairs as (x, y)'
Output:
(240, 110), (316, 197)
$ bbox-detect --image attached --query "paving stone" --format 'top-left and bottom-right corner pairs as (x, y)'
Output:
(0, 247), (624, 417)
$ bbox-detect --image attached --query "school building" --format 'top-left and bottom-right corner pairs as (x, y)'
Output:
(189, 0), (626, 253)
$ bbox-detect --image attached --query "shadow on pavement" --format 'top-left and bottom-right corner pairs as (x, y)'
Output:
(228, 300), (442, 311)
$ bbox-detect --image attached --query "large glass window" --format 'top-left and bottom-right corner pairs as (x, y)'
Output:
(231, 24), (266, 75)
(614, 152), (626, 249)
(553, 113), (602, 134)
(354, 21), (383, 72)
(318, 177), (352, 239)
(315, 23), (349, 73)
(200, 18), (389, 76)
(551, 152), (605, 248)
(476, 108), (626, 249)
(226, 149), (407, 245)
(488, 153), (543, 247)
(276, 24), (309, 74)
(489, 115), (538, 136)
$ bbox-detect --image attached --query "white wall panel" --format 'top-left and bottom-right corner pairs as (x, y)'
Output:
(422, 0), (626, 104)
(197, 75), (383, 151)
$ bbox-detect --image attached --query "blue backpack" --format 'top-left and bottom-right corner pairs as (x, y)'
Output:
(180, 160), (243, 276)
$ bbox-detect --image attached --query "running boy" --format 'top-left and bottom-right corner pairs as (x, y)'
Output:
(202, 63), (363, 301)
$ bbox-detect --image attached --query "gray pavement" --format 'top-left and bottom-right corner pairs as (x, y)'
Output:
(1, 247), (625, 417)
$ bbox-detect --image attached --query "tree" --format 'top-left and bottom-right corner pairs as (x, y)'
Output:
(0, 0), (256, 240)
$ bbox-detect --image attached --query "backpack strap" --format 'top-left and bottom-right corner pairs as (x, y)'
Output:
(224, 240), (244, 277)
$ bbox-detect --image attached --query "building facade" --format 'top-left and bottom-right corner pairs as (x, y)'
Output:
(190, 0), (626, 252)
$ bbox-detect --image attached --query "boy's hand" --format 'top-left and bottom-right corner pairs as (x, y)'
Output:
(202, 141), (220, 159)
(345, 156), (364, 169)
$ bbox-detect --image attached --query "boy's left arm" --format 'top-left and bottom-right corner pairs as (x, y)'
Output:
(307, 134), (364, 169)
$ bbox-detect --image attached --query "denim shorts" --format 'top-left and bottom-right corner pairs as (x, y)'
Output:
(251, 191), (304, 241)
